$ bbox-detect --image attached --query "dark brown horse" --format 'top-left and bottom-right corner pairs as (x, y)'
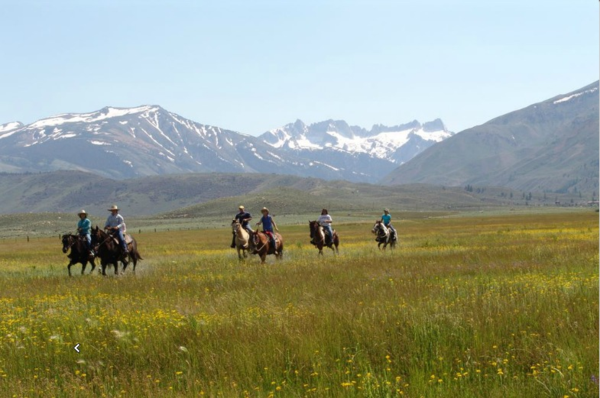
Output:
(91, 226), (142, 275)
(61, 234), (96, 276)
(309, 221), (339, 255)
(251, 231), (283, 264)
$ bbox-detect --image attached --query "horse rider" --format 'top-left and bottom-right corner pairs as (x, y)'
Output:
(318, 208), (334, 244)
(105, 205), (128, 254)
(381, 208), (397, 241)
(256, 207), (279, 254)
(231, 205), (253, 248)
(77, 209), (94, 256)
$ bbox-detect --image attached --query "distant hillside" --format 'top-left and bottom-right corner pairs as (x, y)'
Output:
(383, 81), (599, 194)
(0, 170), (588, 219)
(0, 171), (332, 216)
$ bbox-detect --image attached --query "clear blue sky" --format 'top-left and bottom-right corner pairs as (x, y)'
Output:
(2, 0), (597, 135)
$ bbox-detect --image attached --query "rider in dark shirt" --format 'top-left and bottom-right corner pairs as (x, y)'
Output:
(231, 205), (253, 248)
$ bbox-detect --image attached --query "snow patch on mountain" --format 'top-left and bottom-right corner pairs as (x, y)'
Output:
(553, 87), (598, 104)
(28, 105), (158, 129)
(0, 122), (24, 139)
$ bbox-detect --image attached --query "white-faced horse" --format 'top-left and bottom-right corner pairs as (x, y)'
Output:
(231, 220), (252, 260)
(372, 220), (396, 250)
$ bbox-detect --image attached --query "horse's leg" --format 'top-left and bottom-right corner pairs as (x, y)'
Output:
(114, 260), (119, 275)
(68, 261), (73, 277)
(101, 261), (107, 276)
(90, 259), (96, 274)
(260, 253), (266, 264)
(81, 260), (87, 275)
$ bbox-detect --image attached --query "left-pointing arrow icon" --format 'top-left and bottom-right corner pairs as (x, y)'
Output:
(74, 344), (80, 353)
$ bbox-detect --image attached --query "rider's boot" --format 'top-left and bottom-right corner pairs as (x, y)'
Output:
(230, 233), (236, 248)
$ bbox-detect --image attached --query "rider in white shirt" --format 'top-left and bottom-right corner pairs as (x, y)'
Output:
(318, 209), (333, 243)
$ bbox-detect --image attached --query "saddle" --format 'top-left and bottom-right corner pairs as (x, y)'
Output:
(110, 234), (133, 246)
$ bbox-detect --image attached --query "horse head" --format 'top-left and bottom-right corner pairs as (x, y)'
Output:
(61, 234), (72, 253)
(371, 221), (380, 234)
(308, 221), (317, 238)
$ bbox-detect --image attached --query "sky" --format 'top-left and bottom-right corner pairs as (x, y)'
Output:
(1, 0), (598, 135)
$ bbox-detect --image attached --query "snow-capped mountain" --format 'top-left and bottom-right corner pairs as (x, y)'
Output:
(0, 106), (345, 180)
(0, 106), (453, 182)
(260, 119), (453, 179)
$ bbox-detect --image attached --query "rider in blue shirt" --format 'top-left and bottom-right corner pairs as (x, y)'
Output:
(381, 209), (397, 241)
(77, 210), (93, 255)
(256, 207), (279, 254)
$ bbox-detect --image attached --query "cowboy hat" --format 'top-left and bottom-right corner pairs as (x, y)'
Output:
(384, 208), (390, 213)
(261, 207), (269, 213)
(77, 209), (87, 216)
(238, 205), (245, 209)
(108, 205), (119, 211)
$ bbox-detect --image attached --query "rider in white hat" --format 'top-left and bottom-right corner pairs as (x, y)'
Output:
(231, 205), (253, 248)
(104, 205), (128, 254)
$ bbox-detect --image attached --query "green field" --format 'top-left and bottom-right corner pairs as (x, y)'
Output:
(0, 211), (597, 397)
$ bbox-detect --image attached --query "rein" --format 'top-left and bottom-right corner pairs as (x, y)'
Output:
(94, 233), (115, 250)
(64, 235), (83, 251)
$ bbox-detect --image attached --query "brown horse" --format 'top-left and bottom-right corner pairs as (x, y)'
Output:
(61, 234), (96, 276)
(91, 226), (142, 275)
(251, 231), (283, 264)
(372, 220), (396, 250)
(309, 221), (339, 255)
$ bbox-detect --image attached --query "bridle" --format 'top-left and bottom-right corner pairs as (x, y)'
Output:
(62, 235), (77, 253)
(93, 231), (115, 251)
(310, 222), (325, 245)
(373, 223), (388, 240)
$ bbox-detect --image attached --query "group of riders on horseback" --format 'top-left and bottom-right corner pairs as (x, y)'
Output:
(76, 205), (129, 258)
(63, 204), (141, 276)
(230, 205), (398, 259)
(64, 203), (399, 275)
(230, 206), (283, 263)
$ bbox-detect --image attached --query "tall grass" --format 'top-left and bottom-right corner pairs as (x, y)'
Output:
(0, 212), (597, 397)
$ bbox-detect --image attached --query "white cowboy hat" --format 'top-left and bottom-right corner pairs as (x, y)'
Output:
(77, 210), (87, 216)
(108, 205), (119, 211)
(238, 205), (245, 209)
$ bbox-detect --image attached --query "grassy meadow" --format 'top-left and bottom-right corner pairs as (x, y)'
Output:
(0, 211), (597, 397)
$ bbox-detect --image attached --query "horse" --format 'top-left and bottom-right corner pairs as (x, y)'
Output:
(61, 234), (96, 276)
(231, 219), (253, 260)
(91, 226), (142, 275)
(372, 220), (396, 250)
(251, 231), (283, 264)
(309, 221), (339, 255)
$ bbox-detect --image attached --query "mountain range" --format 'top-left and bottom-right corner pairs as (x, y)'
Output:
(0, 107), (449, 183)
(1, 81), (597, 194)
(383, 81), (599, 194)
